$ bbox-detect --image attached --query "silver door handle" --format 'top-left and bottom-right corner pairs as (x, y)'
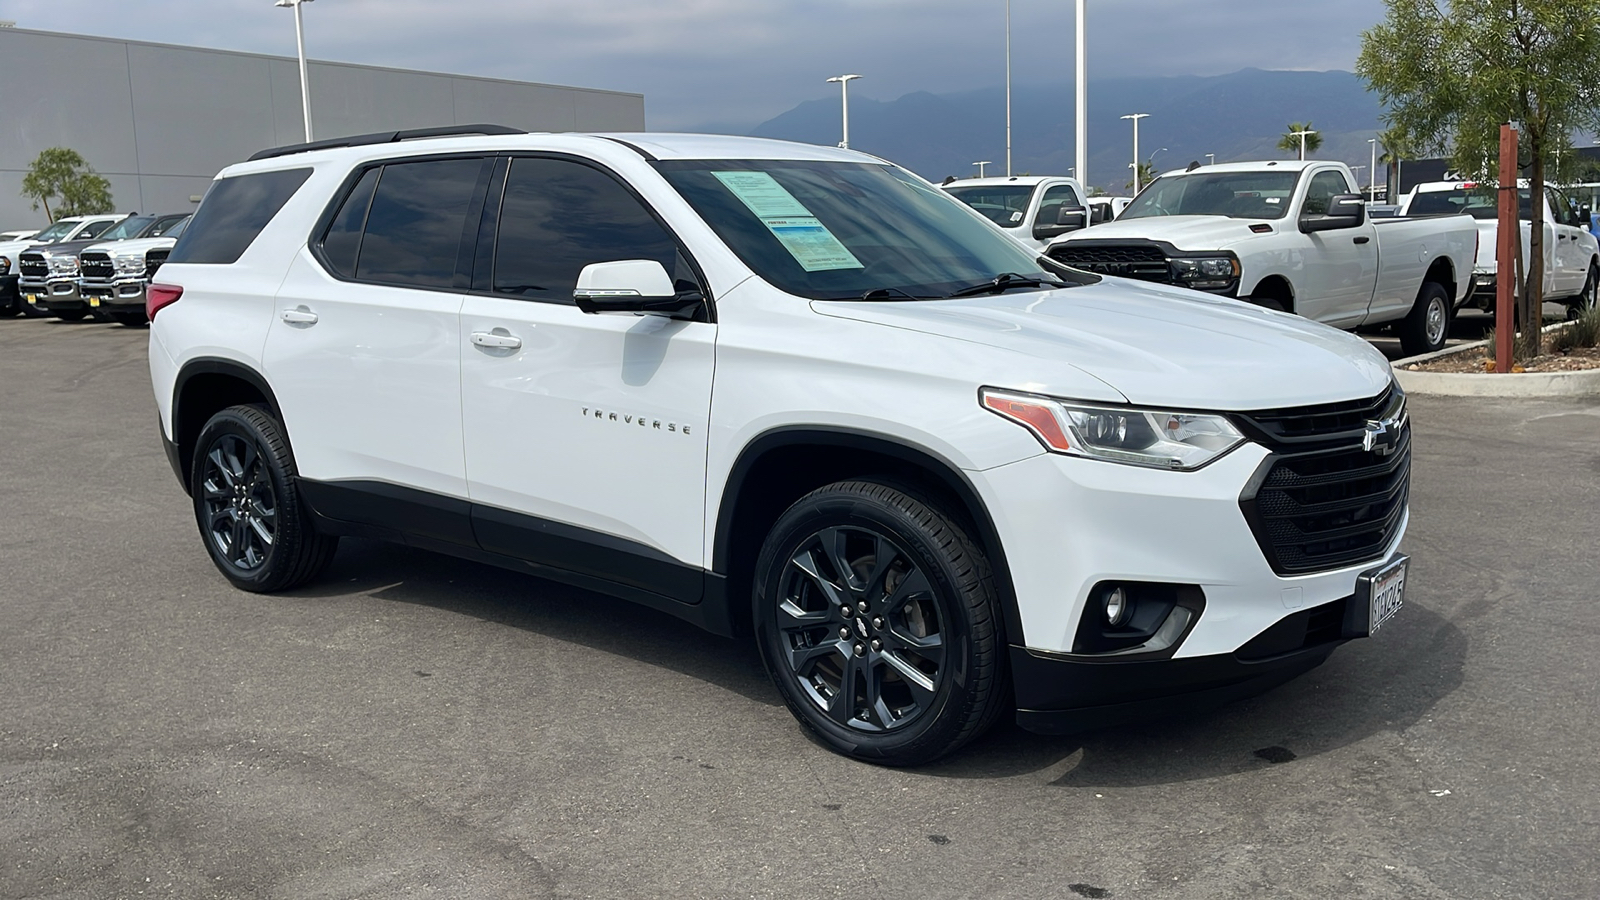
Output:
(470, 329), (522, 350)
(281, 307), (318, 324)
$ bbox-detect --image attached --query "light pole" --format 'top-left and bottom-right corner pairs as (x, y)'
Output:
(1075, 0), (1087, 190)
(1206, 153), (1216, 166)
(973, 160), (993, 178)
(1290, 128), (1317, 161)
(275, 0), (315, 143)
(825, 74), (862, 149)
(1121, 113), (1149, 192)
(1004, 0), (1012, 176)
(1367, 138), (1378, 198)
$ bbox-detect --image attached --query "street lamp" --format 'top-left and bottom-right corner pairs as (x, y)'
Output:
(1206, 153), (1216, 166)
(1290, 128), (1317, 161)
(1005, 0), (1012, 176)
(825, 74), (862, 149)
(1367, 138), (1378, 198)
(1121, 113), (1149, 192)
(973, 160), (993, 177)
(1075, 0), (1087, 190)
(274, 0), (314, 143)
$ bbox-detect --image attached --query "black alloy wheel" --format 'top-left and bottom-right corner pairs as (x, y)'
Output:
(191, 405), (338, 592)
(754, 480), (1007, 766)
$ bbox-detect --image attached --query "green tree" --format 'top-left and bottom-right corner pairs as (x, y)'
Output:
(1126, 160), (1158, 193)
(20, 148), (114, 221)
(1358, 0), (1600, 354)
(1377, 126), (1413, 201)
(1277, 122), (1323, 159)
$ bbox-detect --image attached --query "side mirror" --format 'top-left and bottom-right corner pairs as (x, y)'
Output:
(1032, 205), (1088, 240)
(573, 259), (703, 319)
(1579, 204), (1591, 226)
(1300, 193), (1367, 233)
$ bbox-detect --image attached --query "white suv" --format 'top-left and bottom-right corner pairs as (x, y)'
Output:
(149, 127), (1411, 765)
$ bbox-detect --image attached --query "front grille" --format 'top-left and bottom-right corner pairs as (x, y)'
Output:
(1047, 243), (1172, 283)
(18, 252), (47, 279)
(79, 251), (114, 280)
(1242, 428), (1410, 575)
(1236, 386), (1398, 447)
(145, 249), (169, 280)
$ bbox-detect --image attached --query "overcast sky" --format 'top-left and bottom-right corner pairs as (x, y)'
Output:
(0, 0), (1391, 130)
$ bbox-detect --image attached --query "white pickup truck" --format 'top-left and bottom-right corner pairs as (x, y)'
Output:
(941, 175), (1090, 251)
(1399, 180), (1599, 316)
(1045, 160), (1479, 355)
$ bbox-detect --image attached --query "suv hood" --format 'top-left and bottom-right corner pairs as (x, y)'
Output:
(84, 235), (177, 256)
(811, 279), (1393, 410)
(1052, 215), (1280, 251)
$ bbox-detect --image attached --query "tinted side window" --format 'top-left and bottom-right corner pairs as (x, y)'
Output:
(80, 220), (115, 239)
(356, 158), (488, 289)
(493, 157), (686, 304)
(320, 166), (380, 278)
(169, 168), (312, 264)
(1302, 171), (1352, 216)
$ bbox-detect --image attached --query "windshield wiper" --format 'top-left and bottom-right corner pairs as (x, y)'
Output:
(946, 272), (1067, 298)
(858, 287), (937, 301)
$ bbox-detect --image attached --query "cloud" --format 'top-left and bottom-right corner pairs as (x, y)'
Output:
(0, 0), (1389, 129)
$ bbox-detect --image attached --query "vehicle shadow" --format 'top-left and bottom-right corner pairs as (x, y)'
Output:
(290, 539), (1467, 785)
(923, 600), (1467, 786)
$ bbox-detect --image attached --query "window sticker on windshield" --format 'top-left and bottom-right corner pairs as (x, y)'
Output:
(712, 171), (812, 217)
(1009, 211), (1024, 222)
(713, 171), (864, 271)
(761, 217), (864, 271)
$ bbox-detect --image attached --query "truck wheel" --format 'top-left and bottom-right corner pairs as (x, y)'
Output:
(53, 309), (89, 322)
(1571, 262), (1598, 318)
(753, 480), (1007, 766)
(109, 311), (148, 327)
(191, 405), (339, 593)
(1400, 282), (1452, 356)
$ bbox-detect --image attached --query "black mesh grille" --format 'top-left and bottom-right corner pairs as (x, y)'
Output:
(1047, 243), (1172, 282)
(18, 252), (48, 279)
(145, 249), (169, 280)
(79, 251), (114, 280)
(1245, 430), (1410, 575)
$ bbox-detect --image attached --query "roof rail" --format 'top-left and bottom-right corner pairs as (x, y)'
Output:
(247, 124), (526, 162)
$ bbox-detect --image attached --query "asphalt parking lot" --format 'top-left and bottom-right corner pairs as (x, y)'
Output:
(2, 317), (1597, 900)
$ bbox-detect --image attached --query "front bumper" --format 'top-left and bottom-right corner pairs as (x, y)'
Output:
(29, 278), (84, 312)
(79, 277), (148, 309)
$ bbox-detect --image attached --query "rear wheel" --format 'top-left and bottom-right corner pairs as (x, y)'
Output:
(191, 405), (338, 592)
(1570, 262), (1598, 319)
(753, 480), (1007, 766)
(1400, 281), (1452, 356)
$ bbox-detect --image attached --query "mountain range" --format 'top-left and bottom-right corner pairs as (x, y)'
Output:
(731, 69), (1388, 194)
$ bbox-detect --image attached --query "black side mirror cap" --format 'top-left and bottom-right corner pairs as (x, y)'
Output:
(1300, 193), (1367, 233)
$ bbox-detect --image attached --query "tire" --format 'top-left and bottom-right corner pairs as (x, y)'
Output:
(52, 308), (88, 322)
(1570, 262), (1598, 319)
(1400, 281), (1452, 356)
(20, 299), (54, 318)
(191, 405), (338, 593)
(753, 479), (1007, 766)
(1247, 296), (1288, 313)
(109, 311), (148, 327)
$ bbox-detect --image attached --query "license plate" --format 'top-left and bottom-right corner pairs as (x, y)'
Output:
(88, 297), (100, 308)
(1358, 555), (1407, 635)
(25, 293), (37, 304)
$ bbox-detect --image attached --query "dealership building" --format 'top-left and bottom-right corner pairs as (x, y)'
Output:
(0, 26), (645, 229)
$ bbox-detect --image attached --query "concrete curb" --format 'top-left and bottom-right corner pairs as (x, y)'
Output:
(1391, 321), (1600, 397)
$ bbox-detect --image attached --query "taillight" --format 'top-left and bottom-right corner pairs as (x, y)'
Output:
(147, 283), (183, 320)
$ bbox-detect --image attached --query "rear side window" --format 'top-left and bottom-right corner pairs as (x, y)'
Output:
(169, 168), (312, 264)
(492, 157), (687, 304)
(319, 166), (380, 279)
(355, 158), (489, 289)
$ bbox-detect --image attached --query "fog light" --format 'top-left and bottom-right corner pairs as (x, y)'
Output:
(1103, 585), (1130, 626)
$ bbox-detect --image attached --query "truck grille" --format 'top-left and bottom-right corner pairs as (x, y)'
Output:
(18, 252), (48, 279)
(79, 251), (114, 280)
(1047, 243), (1171, 282)
(1237, 387), (1410, 575)
(145, 249), (169, 279)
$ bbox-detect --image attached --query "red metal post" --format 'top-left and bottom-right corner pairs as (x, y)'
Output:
(1496, 124), (1517, 373)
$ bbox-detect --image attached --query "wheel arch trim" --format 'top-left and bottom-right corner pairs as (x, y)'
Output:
(170, 357), (285, 492)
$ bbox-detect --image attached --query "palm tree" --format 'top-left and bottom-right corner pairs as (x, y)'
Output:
(1125, 160), (1158, 193)
(1377, 127), (1411, 202)
(1277, 122), (1323, 159)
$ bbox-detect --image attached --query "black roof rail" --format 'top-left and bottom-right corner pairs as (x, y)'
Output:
(247, 124), (526, 162)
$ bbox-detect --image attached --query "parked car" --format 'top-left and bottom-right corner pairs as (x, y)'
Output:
(22, 214), (184, 321)
(941, 176), (1089, 251)
(1397, 180), (1598, 317)
(151, 128), (1410, 766)
(0, 229), (38, 242)
(77, 214), (190, 326)
(0, 214), (125, 318)
(1046, 160), (1479, 355)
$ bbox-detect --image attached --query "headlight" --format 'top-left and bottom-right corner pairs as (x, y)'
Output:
(980, 388), (1246, 470)
(113, 254), (146, 274)
(0, 256), (9, 274)
(1170, 256), (1239, 290)
(49, 257), (80, 275)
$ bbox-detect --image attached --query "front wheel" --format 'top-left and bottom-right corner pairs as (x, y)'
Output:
(1400, 281), (1452, 356)
(191, 405), (338, 592)
(1570, 262), (1598, 319)
(753, 480), (1007, 766)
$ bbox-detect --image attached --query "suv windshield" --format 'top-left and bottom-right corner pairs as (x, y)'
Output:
(943, 184), (1035, 228)
(98, 216), (154, 241)
(657, 160), (1072, 301)
(30, 221), (79, 243)
(1407, 188), (1535, 221)
(1121, 171), (1301, 221)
